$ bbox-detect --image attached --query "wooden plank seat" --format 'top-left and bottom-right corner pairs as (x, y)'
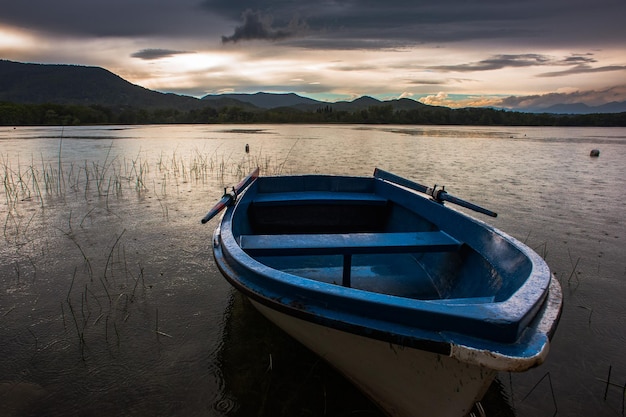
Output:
(240, 231), (462, 287)
(251, 191), (389, 206)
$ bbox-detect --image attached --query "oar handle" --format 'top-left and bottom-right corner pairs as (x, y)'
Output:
(436, 189), (497, 217)
(201, 167), (260, 224)
(200, 193), (233, 224)
(374, 168), (497, 217)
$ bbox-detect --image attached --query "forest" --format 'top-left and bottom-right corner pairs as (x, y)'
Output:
(1, 101), (625, 127)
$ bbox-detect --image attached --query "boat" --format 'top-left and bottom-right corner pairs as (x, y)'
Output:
(203, 168), (562, 417)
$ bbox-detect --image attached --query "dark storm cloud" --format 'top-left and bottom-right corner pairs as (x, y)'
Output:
(2, 0), (624, 48)
(205, 0), (626, 47)
(0, 0), (218, 37)
(131, 49), (192, 60)
(212, 0), (519, 45)
(221, 9), (307, 43)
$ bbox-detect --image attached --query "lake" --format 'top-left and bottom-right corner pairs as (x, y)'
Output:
(1, 124), (625, 417)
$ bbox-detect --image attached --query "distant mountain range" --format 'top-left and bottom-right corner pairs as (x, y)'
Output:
(201, 92), (320, 109)
(0, 60), (430, 114)
(1, 59), (625, 115)
(518, 101), (626, 114)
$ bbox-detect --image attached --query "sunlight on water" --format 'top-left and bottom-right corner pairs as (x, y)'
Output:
(1, 124), (625, 417)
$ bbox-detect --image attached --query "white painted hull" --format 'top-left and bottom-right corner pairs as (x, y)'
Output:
(250, 299), (497, 417)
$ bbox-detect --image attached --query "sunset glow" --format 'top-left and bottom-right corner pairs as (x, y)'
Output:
(0, 26), (36, 51)
(1, 0), (625, 110)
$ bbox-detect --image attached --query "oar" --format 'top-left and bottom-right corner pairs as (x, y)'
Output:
(435, 190), (498, 218)
(201, 167), (260, 224)
(373, 168), (497, 217)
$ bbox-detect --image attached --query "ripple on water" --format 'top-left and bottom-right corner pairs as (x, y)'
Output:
(213, 396), (239, 414)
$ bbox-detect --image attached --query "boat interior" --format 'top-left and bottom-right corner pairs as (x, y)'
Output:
(232, 177), (528, 303)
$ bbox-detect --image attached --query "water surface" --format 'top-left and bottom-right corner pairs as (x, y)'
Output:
(1, 124), (625, 416)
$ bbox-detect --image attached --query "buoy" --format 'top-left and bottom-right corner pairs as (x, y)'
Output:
(590, 149), (600, 157)
(245, 144), (250, 154)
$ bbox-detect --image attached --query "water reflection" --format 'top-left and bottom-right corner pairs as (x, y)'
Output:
(215, 292), (516, 417)
(215, 291), (385, 416)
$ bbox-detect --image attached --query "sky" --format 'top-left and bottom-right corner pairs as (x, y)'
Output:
(1, 0), (625, 110)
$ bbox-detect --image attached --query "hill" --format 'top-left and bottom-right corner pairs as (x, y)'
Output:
(202, 92), (320, 109)
(203, 93), (431, 113)
(0, 60), (204, 110)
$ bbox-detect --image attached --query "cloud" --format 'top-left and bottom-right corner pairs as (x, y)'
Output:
(419, 92), (503, 108)
(427, 53), (626, 81)
(131, 49), (192, 60)
(4, 0), (625, 49)
(420, 92), (450, 106)
(406, 79), (447, 86)
(430, 54), (554, 72)
(418, 87), (626, 111)
(499, 86), (626, 109)
(205, 0), (626, 49)
(538, 64), (626, 78)
(0, 0), (226, 38)
(221, 9), (307, 43)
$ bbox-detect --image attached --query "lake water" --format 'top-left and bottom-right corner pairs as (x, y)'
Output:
(1, 124), (625, 417)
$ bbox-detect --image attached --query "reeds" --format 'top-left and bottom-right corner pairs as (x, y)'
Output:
(61, 233), (151, 359)
(2, 147), (278, 253)
(597, 365), (626, 415)
(520, 372), (558, 417)
(2, 147), (286, 214)
(2, 145), (291, 361)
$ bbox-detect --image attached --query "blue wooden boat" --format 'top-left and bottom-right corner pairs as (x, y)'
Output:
(204, 168), (562, 417)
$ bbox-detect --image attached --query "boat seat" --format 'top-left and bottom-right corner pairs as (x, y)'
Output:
(251, 191), (389, 206)
(240, 231), (462, 287)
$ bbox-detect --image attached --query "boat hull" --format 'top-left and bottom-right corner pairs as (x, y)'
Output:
(250, 298), (496, 417)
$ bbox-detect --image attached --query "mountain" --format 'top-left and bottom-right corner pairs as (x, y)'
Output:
(0, 60), (204, 110)
(513, 101), (626, 114)
(597, 101), (626, 113)
(202, 92), (320, 109)
(541, 103), (593, 114)
(323, 96), (430, 112)
(201, 92), (433, 113)
(324, 96), (383, 112)
(544, 101), (626, 114)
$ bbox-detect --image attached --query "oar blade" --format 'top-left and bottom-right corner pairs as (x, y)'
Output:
(374, 168), (429, 194)
(233, 167), (260, 193)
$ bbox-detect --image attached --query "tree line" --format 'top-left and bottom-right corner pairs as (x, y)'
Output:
(1, 101), (625, 126)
